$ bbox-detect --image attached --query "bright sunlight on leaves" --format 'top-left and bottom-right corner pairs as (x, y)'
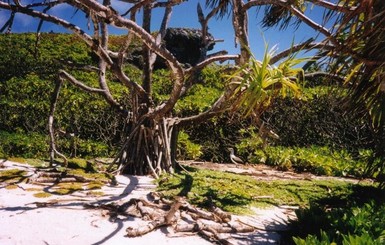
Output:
(227, 44), (308, 117)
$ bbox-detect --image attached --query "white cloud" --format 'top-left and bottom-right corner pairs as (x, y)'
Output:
(48, 2), (74, 16)
(111, 1), (132, 14)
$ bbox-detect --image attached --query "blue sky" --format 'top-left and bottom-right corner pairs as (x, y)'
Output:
(0, 0), (328, 61)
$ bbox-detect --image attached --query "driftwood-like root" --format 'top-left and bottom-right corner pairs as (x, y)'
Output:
(82, 192), (259, 244)
(84, 193), (257, 244)
(125, 196), (184, 237)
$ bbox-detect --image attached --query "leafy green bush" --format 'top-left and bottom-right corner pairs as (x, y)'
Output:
(0, 131), (111, 159)
(0, 74), (52, 133)
(175, 64), (225, 116)
(67, 158), (97, 172)
(250, 145), (367, 177)
(177, 131), (202, 160)
(0, 33), (92, 82)
(184, 113), (252, 162)
(292, 231), (334, 245)
(290, 201), (385, 245)
(56, 136), (111, 158)
(0, 33), (133, 151)
(263, 87), (375, 153)
(0, 131), (48, 158)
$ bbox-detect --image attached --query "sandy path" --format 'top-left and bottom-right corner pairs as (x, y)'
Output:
(0, 160), (295, 245)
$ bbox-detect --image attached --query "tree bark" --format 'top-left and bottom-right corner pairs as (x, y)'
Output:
(48, 79), (67, 167)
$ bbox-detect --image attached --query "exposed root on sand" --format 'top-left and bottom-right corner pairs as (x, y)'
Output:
(84, 192), (258, 245)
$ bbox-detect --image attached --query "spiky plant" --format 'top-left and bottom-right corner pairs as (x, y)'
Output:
(332, 0), (385, 184)
(227, 45), (307, 117)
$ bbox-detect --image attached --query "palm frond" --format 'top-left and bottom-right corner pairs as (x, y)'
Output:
(205, 0), (232, 19)
(261, 0), (305, 30)
(335, 0), (385, 128)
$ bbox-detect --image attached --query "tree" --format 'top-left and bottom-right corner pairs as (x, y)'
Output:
(0, 0), (382, 177)
(0, 0), (238, 176)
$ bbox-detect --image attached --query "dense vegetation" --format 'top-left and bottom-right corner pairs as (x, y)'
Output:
(1, 33), (384, 244)
(0, 33), (382, 174)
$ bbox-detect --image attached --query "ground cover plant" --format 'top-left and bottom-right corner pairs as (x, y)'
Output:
(0, 158), (114, 198)
(156, 167), (366, 214)
(288, 187), (385, 244)
(156, 166), (383, 243)
(250, 145), (368, 177)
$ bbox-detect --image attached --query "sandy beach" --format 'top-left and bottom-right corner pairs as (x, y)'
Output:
(0, 160), (294, 245)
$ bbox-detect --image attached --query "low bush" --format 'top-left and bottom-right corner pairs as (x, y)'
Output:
(177, 131), (202, 160)
(56, 136), (112, 158)
(290, 200), (385, 244)
(157, 167), (358, 214)
(236, 129), (368, 178)
(251, 145), (367, 177)
(0, 131), (48, 158)
(263, 88), (375, 152)
(0, 131), (111, 159)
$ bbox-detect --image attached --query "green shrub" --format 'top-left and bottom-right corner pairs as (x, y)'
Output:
(56, 136), (111, 158)
(236, 126), (265, 161)
(0, 33), (132, 151)
(177, 131), (202, 160)
(341, 233), (385, 245)
(0, 131), (48, 158)
(0, 131), (111, 159)
(0, 74), (52, 133)
(290, 200), (385, 245)
(67, 158), (97, 172)
(293, 231), (335, 245)
(263, 88), (375, 153)
(247, 145), (366, 177)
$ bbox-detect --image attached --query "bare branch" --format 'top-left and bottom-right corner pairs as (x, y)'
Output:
(0, 1), (114, 66)
(122, 0), (153, 18)
(58, 70), (105, 93)
(289, 6), (335, 41)
(111, 64), (147, 97)
(156, 1), (173, 42)
(0, 11), (15, 33)
(74, 0), (184, 118)
(186, 54), (239, 75)
(304, 71), (345, 83)
(270, 40), (335, 64)
(97, 2), (121, 110)
(243, 0), (287, 12)
(307, 0), (358, 13)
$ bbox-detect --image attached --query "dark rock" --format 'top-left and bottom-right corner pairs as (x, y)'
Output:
(129, 28), (216, 69)
(163, 28), (215, 66)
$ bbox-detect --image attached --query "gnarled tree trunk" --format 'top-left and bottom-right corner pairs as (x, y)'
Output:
(112, 115), (178, 177)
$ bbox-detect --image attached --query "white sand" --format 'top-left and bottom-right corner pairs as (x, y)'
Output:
(0, 160), (295, 245)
